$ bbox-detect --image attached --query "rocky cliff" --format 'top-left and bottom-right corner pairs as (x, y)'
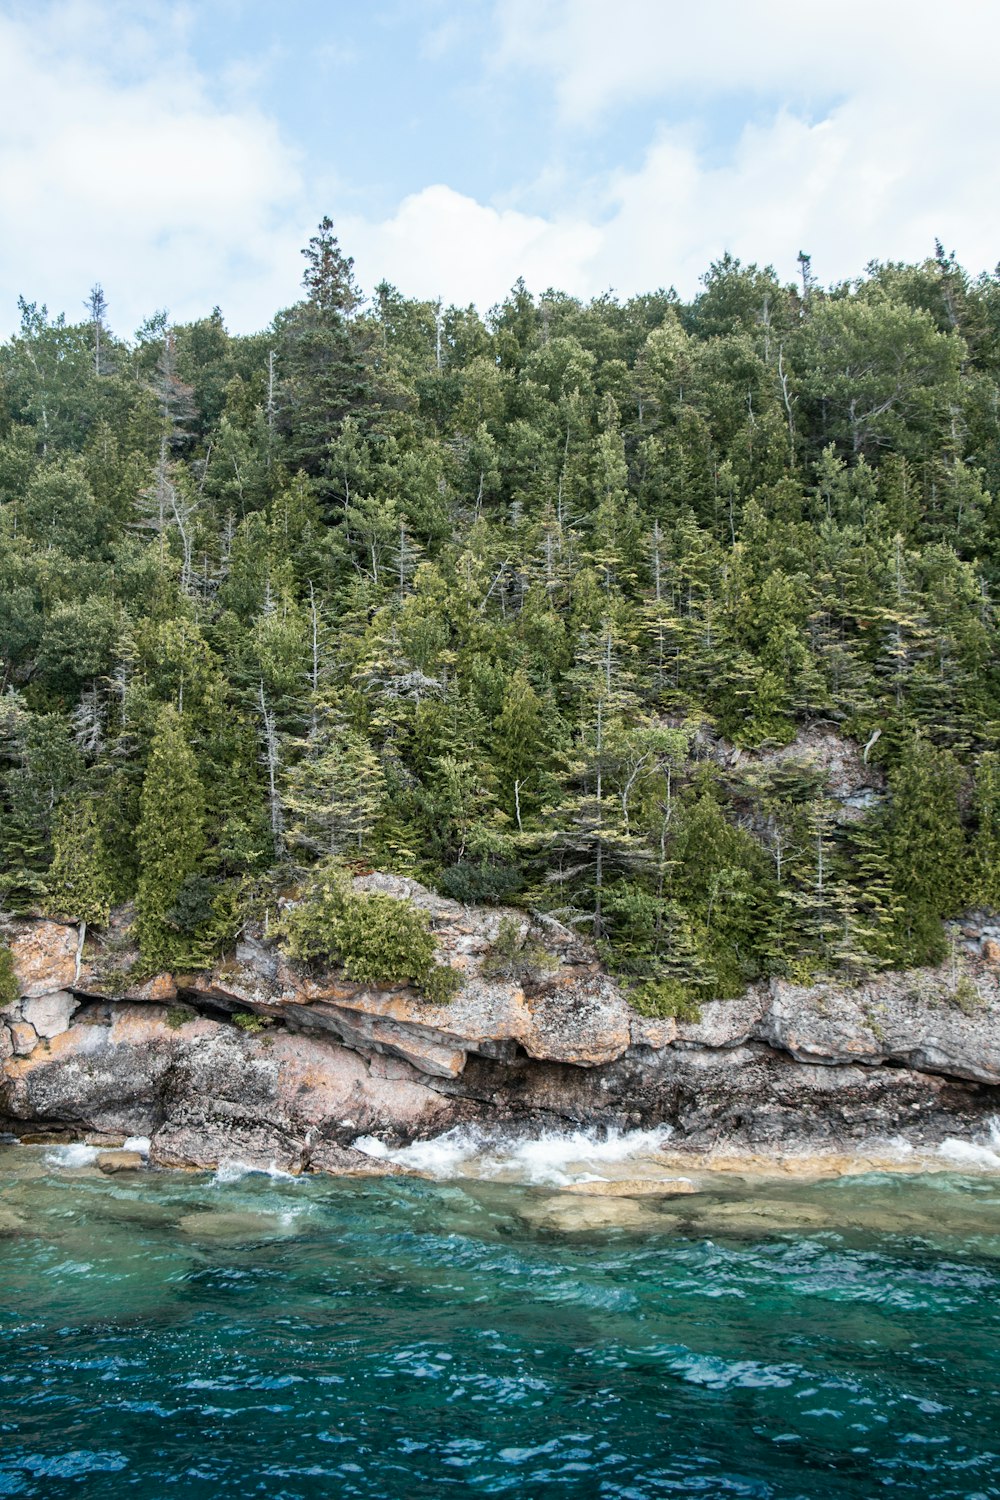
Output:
(2, 875), (999, 1173)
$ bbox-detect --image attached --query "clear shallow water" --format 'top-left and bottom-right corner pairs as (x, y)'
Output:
(2, 1143), (1000, 1498)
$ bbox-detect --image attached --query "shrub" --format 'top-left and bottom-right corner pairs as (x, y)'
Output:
(147, 878), (242, 977)
(628, 978), (702, 1024)
(481, 916), (559, 985)
(948, 974), (983, 1016)
(232, 1010), (267, 1034)
(437, 862), (522, 906)
(280, 864), (458, 1001)
(421, 964), (464, 1005)
(0, 942), (18, 1008)
(165, 1003), (196, 1030)
(166, 875), (220, 935)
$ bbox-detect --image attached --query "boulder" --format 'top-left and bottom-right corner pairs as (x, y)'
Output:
(10, 1022), (37, 1057)
(21, 991), (79, 1040)
(8, 922), (78, 998)
(97, 1149), (144, 1173)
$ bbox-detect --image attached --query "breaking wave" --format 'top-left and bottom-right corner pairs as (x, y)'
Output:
(43, 1143), (100, 1168)
(936, 1116), (1000, 1171)
(211, 1159), (301, 1186)
(352, 1123), (674, 1187)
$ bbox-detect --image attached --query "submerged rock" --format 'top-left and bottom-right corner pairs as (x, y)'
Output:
(686, 1199), (837, 1234)
(176, 1210), (300, 1243)
(517, 1195), (669, 1234)
(561, 1177), (696, 1198)
(97, 1149), (145, 1174)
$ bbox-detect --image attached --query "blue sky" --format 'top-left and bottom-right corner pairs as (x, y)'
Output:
(0, 0), (996, 336)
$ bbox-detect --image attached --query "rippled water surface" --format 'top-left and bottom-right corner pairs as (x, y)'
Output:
(2, 1141), (1000, 1498)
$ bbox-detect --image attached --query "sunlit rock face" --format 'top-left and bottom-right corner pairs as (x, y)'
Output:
(2, 877), (1000, 1173)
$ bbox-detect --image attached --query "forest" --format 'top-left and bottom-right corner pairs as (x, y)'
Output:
(1, 224), (999, 1014)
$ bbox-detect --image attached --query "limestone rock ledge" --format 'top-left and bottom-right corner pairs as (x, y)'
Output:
(2, 875), (1000, 1173)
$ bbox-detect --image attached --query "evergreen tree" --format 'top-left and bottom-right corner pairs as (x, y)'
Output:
(882, 737), (969, 963)
(0, 235), (998, 999)
(278, 218), (371, 476)
(972, 751), (1000, 910)
(46, 799), (115, 926)
(134, 705), (206, 968)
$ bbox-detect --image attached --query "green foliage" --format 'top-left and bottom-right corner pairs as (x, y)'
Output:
(480, 915), (559, 985)
(280, 863), (455, 999)
(1, 227), (999, 1001)
(0, 942), (18, 1007)
(437, 862), (522, 905)
(972, 752), (1000, 910)
(232, 1010), (267, 1034)
(882, 738), (969, 964)
(628, 979), (702, 1024)
(45, 799), (116, 926)
(134, 705), (207, 969)
(421, 963), (463, 1004)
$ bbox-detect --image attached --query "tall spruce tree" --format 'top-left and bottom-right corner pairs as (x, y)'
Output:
(135, 705), (206, 968)
(883, 737), (969, 963)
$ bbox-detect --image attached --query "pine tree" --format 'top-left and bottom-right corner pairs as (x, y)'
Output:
(135, 705), (206, 969)
(283, 709), (385, 863)
(972, 751), (1000, 911)
(278, 218), (371, 476)
(882, 737), (969, 963)
(46, 799), (115, 926)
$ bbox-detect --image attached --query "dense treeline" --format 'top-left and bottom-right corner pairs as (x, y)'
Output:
(2, 225), (1000, 1011)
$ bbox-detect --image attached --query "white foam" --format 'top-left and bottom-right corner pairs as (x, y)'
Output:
(123, 1136), (151, 1156)
(937, 1118), (1000, 1172)
(44, 1143), (100, 1168)
(211, 1159), (300, 1186)
(352, 1124), (674, 1187)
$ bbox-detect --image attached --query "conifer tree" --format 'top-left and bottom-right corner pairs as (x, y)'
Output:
(278, 217), (371, 476)
(47, 799), (115, 926)
(883, 737), (969, 963)
(135, 705), (206, 968)
(972, 751), (1000, 910)
(283, 710), (385, 862)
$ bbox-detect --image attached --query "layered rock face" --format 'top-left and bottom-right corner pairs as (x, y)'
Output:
(2, 876), (999, 1173)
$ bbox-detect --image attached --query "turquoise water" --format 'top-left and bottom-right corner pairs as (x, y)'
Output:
(2, 1144), (1000, 1498)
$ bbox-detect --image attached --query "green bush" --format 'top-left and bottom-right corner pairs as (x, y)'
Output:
(437, 862), (522, 906)
(232, 1010), (267, 1034)
(421, 964), (464, 1004)
(481, 915), (559, 985)
(165, 1003), (196, 1030)
(166, 874), (220, 935)
(280, 864), (459, 1000)
(0, 942), (18, 1007)
(628, 978), (702, 1024)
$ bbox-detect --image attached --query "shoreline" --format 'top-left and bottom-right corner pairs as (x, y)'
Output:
(6, 1119), (1000, 1188)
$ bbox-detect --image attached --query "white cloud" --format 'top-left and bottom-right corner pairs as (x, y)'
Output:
(492, 0), (999, 125)
(0, 1), (308, 335)
(343, 84), (999, 313)
(0, 0), (995, 339)
(343, 184), (601, 308)
(482, 0), (1000, 293)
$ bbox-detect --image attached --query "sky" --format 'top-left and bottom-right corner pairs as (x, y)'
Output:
(0, 0), (997, 337)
